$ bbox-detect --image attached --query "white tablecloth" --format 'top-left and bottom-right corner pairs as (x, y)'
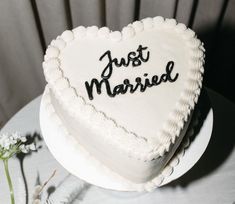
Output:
(0, 88), (235, 204)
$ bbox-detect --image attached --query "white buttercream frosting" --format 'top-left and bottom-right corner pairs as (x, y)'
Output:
(72, 26), (86, 38)
(110, 31), (122, 42)
(42, 17), (204, 161)
(61, 30), (74, 42)
(45, 46), (59, 59)
(132, 21), (144, 32)
(87, 26), (99, 37)
(51, 38), (66, 50)
(153, 16), (164, 26)
(40, 16), (204, 187)
(142, 17), (153, 29)
(122, 26), (135, 39)
(98, 27), (110, 38)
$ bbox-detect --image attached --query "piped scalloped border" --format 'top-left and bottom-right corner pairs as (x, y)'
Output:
(41, 85), (196, 192)
(42, 16), (204, 161)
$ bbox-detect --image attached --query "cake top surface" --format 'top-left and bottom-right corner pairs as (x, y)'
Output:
(43, 17), (204, 160)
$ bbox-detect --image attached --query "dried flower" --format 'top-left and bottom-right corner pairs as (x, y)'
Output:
(32, 170), (56, 203)
(32, 199), (41, 204)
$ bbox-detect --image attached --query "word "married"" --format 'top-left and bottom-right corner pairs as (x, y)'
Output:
(85, 45), (179, 100)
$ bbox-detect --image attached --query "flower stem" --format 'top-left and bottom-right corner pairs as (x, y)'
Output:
(3, 159), (15, 204)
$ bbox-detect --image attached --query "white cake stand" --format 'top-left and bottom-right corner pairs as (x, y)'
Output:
(40, 94), (213, 191)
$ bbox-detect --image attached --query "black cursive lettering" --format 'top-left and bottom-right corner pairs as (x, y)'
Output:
(85, 61), (179, 100)
(99, 45), (150, 79)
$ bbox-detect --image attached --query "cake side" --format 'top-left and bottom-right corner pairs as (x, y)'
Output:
(48, 85), (193, 183)
(40, 85), (193, 190)
(42, 17), (204, 161)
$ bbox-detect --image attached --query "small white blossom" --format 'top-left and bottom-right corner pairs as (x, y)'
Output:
(0, 132), (37, 204)
(19, 144), (29, 153)
(0, 133), (8, 145)
(12, 132), (21, 139)
(3, 140), (10, 149)
(0, 132), (21, 149)
(29, 143), (36, 151)
(20, 136), (27, 142)
(12, 139), (18, 145)
(0, 132), (36, 160)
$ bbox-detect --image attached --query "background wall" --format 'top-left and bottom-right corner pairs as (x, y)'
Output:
(0, 0), (234, 126)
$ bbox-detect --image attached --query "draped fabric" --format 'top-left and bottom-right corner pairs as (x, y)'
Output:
(0, 0), (234, 126)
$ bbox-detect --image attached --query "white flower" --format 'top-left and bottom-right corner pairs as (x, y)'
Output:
(0, 132), (38, 204)
(29, 143), (36, 151)
(20, 136), (27, 142)
(12, 132), (21, 140)
(0, 132), (21, 148)
(0, 132), (36, 160)
(19, 143), (37, 154)
(0, 133), (8, 143)
(19, 144), (29, 154)
(3, 140), (10, 148)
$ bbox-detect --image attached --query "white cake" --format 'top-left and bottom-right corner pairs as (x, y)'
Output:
(40, 16), (204, 191)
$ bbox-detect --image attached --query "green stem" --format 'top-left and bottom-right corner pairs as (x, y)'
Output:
(3, 159), (15, 204)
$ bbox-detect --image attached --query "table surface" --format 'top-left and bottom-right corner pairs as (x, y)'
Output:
(0, 88), (235, 204)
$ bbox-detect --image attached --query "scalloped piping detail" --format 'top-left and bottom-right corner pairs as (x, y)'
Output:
(42, 16), (204, 161)
(41, 86), (195, 192)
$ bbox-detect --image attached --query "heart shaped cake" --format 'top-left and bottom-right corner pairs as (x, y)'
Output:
(40, 16), (204, 191)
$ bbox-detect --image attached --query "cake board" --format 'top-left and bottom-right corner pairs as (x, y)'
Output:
(40, 91), (213, 191)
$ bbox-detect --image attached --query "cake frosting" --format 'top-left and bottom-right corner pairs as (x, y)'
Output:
(40, 16), (204, 190)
